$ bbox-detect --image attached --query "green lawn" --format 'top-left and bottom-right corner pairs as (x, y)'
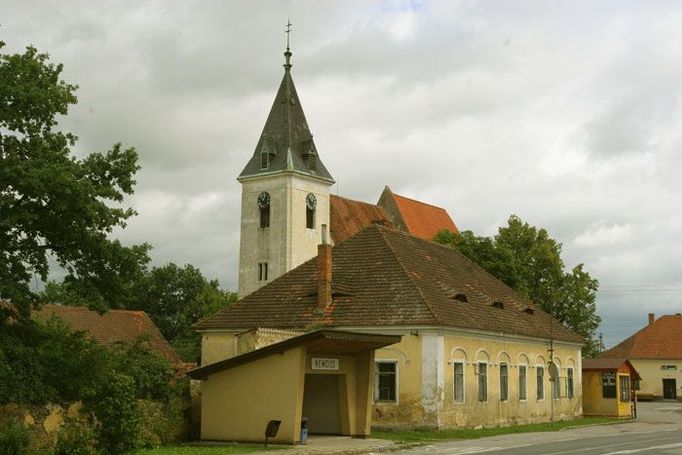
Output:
(135, 444), (285, 454)
(372, 416), (623, 443)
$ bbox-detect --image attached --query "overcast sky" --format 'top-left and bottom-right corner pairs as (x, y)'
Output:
(3, 0), (681, 347)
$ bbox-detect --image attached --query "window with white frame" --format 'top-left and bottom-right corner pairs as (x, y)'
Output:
(519, 365), (527, 400)
(375, 361), (397, 402)
(567, 368), (574, 399)
(500, 363), (509, 401)
(478, 362), (488, 402)
(537, 366), (545, 400)
(453, 362), (465, 403)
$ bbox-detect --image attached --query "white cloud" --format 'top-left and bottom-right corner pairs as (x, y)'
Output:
(4, 0), (682, 345)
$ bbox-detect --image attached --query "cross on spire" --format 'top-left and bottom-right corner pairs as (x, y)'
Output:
(284, 19), (292, 71)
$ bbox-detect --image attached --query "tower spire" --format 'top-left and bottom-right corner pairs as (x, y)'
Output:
(284, 19), (292, 71)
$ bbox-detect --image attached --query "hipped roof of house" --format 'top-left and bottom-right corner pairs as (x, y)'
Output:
(34, 304), (184, 368)
(601, 314), (682, 360)
(195, 224), (582, 344)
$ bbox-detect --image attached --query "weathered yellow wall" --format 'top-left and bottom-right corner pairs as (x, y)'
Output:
(373, 333), (424, 426)
(201, 333), (238, 365)
(630, 359), (682, 398)
(200, 346), (306, 443)
(441, 334), (581, 427)
(373, 330), (582, 428)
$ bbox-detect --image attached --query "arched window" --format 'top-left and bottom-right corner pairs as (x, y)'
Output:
(306, 193), (316, 229)
(257, 192), (270, 228)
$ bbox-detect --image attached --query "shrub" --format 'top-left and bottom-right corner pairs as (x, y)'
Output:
(86, 372), (141, 454)
(0, 418), (31, 455)
(55, 420), (99, 455)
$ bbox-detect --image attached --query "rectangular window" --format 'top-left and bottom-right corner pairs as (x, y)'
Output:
(602, 372), (617, 398)
(260, 151), (269, 169)
(537, 366), (544, 400)
(258, 262), (268, 281)
(519, 365), (527, 400)
(478, 362), (488, 402)
(306, 207), (315, 229)
(453, 362), (464, 403)
(500, 363), (509, 401)
(375, 361), (397, 402)
(260, 206), (270, 228)
(567, 368), (574, 399)
(620, 375), (631, 402)
(552, 373), (561, 399)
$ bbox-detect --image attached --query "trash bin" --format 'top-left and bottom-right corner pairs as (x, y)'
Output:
(300, 417), (308, 445)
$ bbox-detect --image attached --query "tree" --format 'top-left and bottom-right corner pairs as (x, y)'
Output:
(0, 41), (149, 315)
(130, 263), (237, 361)
(434, 215), (601, 355)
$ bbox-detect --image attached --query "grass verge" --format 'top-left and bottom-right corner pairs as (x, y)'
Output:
(372, 416), (623, 443)
(134, 443), (286, 454)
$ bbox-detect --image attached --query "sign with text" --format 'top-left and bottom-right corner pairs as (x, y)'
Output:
(311, 357), (339, 370)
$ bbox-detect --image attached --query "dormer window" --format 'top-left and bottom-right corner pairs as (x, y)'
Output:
(524, 308), (534, 315)
(259, 137), (276, 170)
(492, 301), (504, 309)
(307, 153), (317, 171)
(258, 192), (271, 228)
(306, 193), (316, 229)
(301, 139), (317, 172)
(453, 293), (468, 303)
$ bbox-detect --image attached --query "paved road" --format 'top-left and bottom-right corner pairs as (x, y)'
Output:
(397, 402), (682, 455)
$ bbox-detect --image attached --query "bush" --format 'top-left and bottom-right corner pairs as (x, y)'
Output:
(86, 372), (141, 454)
(0, 418), (30, 455)
(55, 420), (99, 455)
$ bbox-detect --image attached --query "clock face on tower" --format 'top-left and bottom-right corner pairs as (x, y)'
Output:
(306, 193), (317, 210)
(257, 192), (271, 209)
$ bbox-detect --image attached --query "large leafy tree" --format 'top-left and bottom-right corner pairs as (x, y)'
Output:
(435, 215), (600, 355)
(130, 263), (237, 361)
(0, 41), (149, 314)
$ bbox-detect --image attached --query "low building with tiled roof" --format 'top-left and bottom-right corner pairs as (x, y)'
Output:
(196, 224), (583, 433)
(34, 304), (184, 369)
(601, 313), (682, 399)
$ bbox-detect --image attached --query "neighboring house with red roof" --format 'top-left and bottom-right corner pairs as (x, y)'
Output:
(34, 304), (184, 369)
(601, 313), (682, 400)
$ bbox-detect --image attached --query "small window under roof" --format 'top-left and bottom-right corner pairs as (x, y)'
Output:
(453, 293), (468, 303)
(492, 301), (504, 309)
(524, 308), (534, 315)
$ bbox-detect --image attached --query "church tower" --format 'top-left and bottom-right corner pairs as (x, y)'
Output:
(237, 37), (334, 298)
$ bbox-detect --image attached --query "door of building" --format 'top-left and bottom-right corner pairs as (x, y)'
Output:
(302, 374), (342, 434)
(663, 379), (677, 399)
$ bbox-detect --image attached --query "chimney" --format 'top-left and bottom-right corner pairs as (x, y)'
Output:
(317, 224), (332, 310)
(648, 313), (655, 325)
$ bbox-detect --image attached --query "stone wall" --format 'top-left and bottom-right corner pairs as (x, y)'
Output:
(0, 402), (82, 449)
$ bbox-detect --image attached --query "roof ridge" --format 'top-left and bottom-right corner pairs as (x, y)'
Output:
(374, 225), (441, 324)
(392, 192), (450, 211)
(331, 194), (379, 206)
(40, 303), (147, 316)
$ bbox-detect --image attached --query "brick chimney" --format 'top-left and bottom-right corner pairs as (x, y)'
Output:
(648, 313), (655, 325)
(317, 224), (332, 310)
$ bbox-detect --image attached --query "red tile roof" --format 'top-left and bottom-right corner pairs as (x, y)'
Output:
(601, 314), (682, 360)
(34, 304), (183, 367)
(195, 224), (582, 344)
(391, 192), (458, 240)
(329, 195), (393, 244)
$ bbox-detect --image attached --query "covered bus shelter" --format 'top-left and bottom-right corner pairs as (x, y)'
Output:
(582, 358), (641, 418)
(187, 330), (401, 444)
